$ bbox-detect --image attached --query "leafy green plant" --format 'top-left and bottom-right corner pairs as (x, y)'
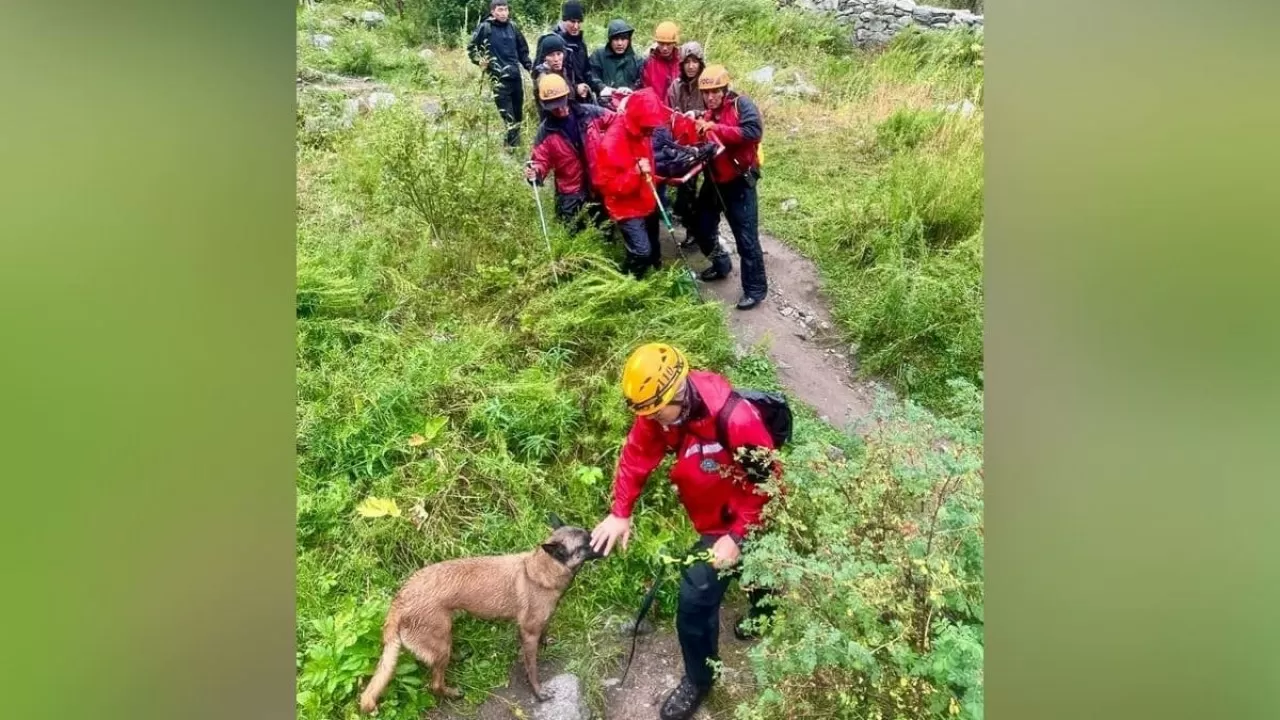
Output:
(735, 399), (984, 719)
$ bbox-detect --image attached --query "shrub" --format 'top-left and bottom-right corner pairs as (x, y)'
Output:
(735, 399), (984, 719)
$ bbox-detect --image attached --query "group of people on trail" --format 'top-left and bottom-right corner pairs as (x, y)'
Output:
(469, 0), (769, 311)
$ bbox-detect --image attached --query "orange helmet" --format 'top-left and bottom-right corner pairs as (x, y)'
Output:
(537, 73), (570, 109)
(621, 343), (690, 416)
(654, 21), (679, 44)
(698, 64), (730, 91)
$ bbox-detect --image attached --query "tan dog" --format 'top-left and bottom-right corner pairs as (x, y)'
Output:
(359, 516), (601, 713)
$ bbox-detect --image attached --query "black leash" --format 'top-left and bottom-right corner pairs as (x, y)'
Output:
(618, 563), (668, 686)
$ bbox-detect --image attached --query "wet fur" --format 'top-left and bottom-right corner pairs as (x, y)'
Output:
(359, 524), (598, 713)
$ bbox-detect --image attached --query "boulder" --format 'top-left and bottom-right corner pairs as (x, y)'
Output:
(310, 33), (334, 50)
(418, 47), (436, 61)
(360, 10), (387, 28)
(747, 65), (776, 84)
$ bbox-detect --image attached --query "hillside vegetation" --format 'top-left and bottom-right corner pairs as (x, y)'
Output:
(296, 2), (983, 718)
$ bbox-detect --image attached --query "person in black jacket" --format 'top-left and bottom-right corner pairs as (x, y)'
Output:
(467, 0), (533, 150)
(534, 1), (591, 101)
(532, 34), (592, 120)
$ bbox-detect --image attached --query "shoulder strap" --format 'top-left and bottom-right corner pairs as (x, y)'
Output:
(715, 392), (742, 455)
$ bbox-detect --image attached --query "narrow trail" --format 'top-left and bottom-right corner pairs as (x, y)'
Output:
(426, 224), (889, 720)
(661, 223), (889, 436)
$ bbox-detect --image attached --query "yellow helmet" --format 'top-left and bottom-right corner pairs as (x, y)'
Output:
(698, 64), (730, 91)
(654, 21), (679, 44)
(621, 343), (690, 416)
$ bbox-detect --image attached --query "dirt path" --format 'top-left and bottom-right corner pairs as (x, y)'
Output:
(427, 602), (756, 720)
(662, 224), (888, 436)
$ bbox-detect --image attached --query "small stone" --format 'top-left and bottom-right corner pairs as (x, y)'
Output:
(826, 445), (846, 461)
(940, 98), (977, 116)
(780, 306), (796, 317)
(781, 198), (799, 212)
(794, 330), (812, 341)
(870, 20), (888, 31)
(617, 617), (655, 635)
(895, 0), (917, 12)
(364, 91), (397, 111)
(819, 320), (831, 331)
(603, 678), (621, 688)
(895, 14), (912, 26)
(747, 65), (775, 84)
(859, 10), (874, 20)
(420, 97), (443, 118)
(533, 673), (591, 720)
(310, 33), (334, 50)
(820, 415), (831, 423)
(418, 47), (435, 61)
(360, 10), (387, 28)
(912, 7), (932, 21)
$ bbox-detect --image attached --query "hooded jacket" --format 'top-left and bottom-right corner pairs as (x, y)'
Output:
(587, 20), (642, 95)
(530, 104), (611, 197)
(637, 43), (682, 98)
(594, 88), (667, 220)
(610, 370), (778, 540)
(666, 42), (707, 114)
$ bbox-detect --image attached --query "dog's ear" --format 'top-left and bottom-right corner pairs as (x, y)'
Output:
(547, 512), (564, 529)
(542, 541), (571, 564)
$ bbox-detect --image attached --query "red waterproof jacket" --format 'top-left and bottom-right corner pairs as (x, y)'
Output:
(702, 91), (763, 183)
(594, 88), (667, 220)
(609, 370), (778, 540)
(530, 105), (611, 197)
(637, 46), (681, 99)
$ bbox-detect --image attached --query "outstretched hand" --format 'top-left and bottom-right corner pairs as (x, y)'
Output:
(711, 534), (741, 569)
(590, 514), (631, 556)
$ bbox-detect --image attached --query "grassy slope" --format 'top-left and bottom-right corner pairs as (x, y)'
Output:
(296, 3), (982, 719)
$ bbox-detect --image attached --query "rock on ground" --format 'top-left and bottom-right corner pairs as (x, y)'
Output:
(311, 33), (334, 50)
(746, 65), (775, 84)
(360, 10), (387, 28)
(533, 674), (591, 720)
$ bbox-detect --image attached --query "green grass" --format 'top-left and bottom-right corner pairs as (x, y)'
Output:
(296, 3), (983, 718)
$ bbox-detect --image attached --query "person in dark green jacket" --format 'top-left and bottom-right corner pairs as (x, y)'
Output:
(587, 19), (642, 103)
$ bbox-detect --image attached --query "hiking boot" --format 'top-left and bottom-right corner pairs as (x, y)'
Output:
(659, 677), (709, 720)
(736, 295), (764, 311)
(699, 266), (730, 282)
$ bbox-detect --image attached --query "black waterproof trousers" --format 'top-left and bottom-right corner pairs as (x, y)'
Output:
(693, 174), (768, 300)
(676, 535), (776, 689)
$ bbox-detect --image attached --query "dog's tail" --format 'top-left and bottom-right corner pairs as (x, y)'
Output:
(358, 608), (403, 714)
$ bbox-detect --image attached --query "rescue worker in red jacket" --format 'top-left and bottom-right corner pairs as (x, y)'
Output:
(591, 343), (780, 720)
(525, 74), (611, 231)
(691, 65), (770, 310)
(637, 21), (682, 98)
(593, 88), (669, 278)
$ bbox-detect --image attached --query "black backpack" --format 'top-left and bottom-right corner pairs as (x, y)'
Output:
(715, 389), (793, 453)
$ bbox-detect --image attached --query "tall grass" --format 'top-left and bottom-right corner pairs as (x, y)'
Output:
(296, 4), (982, 718)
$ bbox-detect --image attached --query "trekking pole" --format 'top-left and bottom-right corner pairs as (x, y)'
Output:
(526, 163), (560, 282)
(641, 167), (702, 301)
